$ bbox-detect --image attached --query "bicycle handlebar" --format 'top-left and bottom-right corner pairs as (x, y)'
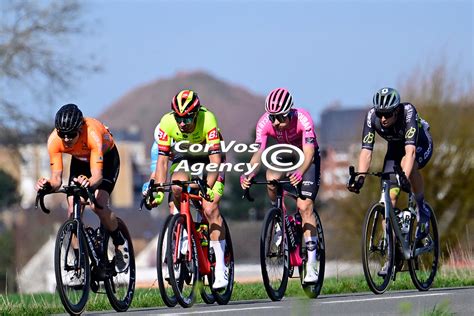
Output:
(242, 179), (302, 202)
(35, 182), (102, 214)
(139, 177), (210, 211)
(348, 165), (408, 190)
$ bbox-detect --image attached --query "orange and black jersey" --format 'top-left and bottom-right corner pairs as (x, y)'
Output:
(47, 118), (115, 172)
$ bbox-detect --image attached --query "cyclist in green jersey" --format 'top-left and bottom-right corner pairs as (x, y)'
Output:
(152, 90), (228, 289)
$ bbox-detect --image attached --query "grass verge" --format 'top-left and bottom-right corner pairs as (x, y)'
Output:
(1, 269), (472, 315)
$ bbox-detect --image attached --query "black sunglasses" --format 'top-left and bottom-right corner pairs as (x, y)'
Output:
(375, 111), (395, 119)
(174, 113), (197, 124)
(57, 130), (78, 139)
(269, 113), (289, 123)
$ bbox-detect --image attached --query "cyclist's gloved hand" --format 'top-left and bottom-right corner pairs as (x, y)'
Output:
(240, 173), (255, 190)
(200, 187), (215, 202)
(153, 191), (165, 206)
(288, 170), (303, 186)
(398, 172), (411, 193)
(347, 176), (365, 193)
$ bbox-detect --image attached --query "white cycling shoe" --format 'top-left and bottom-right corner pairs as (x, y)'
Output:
(212, 269), (229, 290)
(303, 263), (319, 283)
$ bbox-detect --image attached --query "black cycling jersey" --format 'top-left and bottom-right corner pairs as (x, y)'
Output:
(361, 103), (433, 169)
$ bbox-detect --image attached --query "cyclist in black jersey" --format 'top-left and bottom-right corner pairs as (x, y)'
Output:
(348, 87), (433, 246)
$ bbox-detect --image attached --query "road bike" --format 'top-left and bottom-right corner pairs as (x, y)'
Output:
(143, 178), (234, 308)
(243, 179), (325, 301)
(36, 183), (135, 315)
(348, 166), (439, 294)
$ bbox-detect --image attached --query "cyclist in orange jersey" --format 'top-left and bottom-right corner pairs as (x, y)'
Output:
(35, 104), (127, 269)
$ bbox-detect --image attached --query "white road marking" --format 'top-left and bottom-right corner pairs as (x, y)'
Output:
(321, 292), (449, 304)
(161, 306), (282, 315)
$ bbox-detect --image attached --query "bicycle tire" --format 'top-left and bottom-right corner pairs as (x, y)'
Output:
(55, 219), (90, 316)
(260, 207), (289, 301)
(167, 213), (199, 308)
(157, 214), (179, 307)
(408, 204), (439, 291)
(361, 203), (394, 294)
(300, 209), (325, 299)
(104, 218), (136, 312)
(199, 275), (216, 304)
(211, 217), (234, 305)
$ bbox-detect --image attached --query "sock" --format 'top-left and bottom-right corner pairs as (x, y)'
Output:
(414, 193), (430, 232)
(210, 240), (226, 273)
(305, 236), (318, 264)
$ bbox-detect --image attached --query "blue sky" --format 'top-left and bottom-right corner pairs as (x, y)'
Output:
(54, 0), (473, 122)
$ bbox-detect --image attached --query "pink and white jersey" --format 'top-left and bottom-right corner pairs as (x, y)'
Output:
(255, 108), (318, 150)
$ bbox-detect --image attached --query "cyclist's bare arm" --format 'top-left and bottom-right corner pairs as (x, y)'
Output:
(86, 168), (104, 190)
(298, 144), (315, 174)
(357, 148), (372, 174)
(155, 154), (169, 185)
(248, 149), (263, 175)
(401, 144), (416, 177)
(206, 152), (221, 189)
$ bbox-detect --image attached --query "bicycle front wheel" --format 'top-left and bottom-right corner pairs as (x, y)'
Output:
(408, 204), (439, 291)
(167, 213), (199, 308)
(157, 214), (179, 307)
(361, 203), (394, 294)
(260, 207), (289, 301)
(104, 218), (136, 312)
(55, 219), (90, 316)
(300, 209), (325, 299)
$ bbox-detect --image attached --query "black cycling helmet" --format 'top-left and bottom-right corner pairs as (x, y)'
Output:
(55, 103), (83, 133)
(372, 87), (401, 112)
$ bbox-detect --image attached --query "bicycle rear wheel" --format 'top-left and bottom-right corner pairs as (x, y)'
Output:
(408, 204), (439, 291)
(157, 214), (179, 307)
(300, 210), (325, 299)
(167, 213), (199, 308)
(55, 219), (90, 316)
(260, 207), (289, 301)
(361, 203), (394, 294)
(211, 217), (234, 305)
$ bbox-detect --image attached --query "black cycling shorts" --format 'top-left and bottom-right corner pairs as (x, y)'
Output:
(68, 145), (120, 195)
(277, 149), (321, 201)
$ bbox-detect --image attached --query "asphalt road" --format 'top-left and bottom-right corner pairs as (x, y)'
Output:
(82, 286), (474, 316)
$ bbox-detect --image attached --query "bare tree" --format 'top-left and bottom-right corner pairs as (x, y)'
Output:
(0, 0), (99, 142)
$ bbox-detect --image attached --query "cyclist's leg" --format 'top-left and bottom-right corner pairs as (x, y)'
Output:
(383, 144), (404, 207)
(202, 185), (228, 288)
(90, 146), (124, 246)
(297, 157), (320, 282)
(409, 129), (433, 239)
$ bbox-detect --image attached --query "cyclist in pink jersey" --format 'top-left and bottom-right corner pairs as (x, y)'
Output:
(240, 88), (321, 283)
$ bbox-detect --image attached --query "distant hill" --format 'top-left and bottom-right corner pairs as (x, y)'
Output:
(99, 71), (265, 149)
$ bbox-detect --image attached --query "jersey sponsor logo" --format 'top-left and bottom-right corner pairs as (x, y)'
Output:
(297, 112), (312, 130)
(405, 104), (413, 123)
(405, 127), (416, 139)
(305, 137), (315, 144)
(207, 127), (218, 141)
(363, 132), (375, 144)
(158, 128), (168, 141)
(367, 109), (374, 128)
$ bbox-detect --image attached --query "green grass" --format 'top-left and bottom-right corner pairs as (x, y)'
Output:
(1, 269), (472, 315)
